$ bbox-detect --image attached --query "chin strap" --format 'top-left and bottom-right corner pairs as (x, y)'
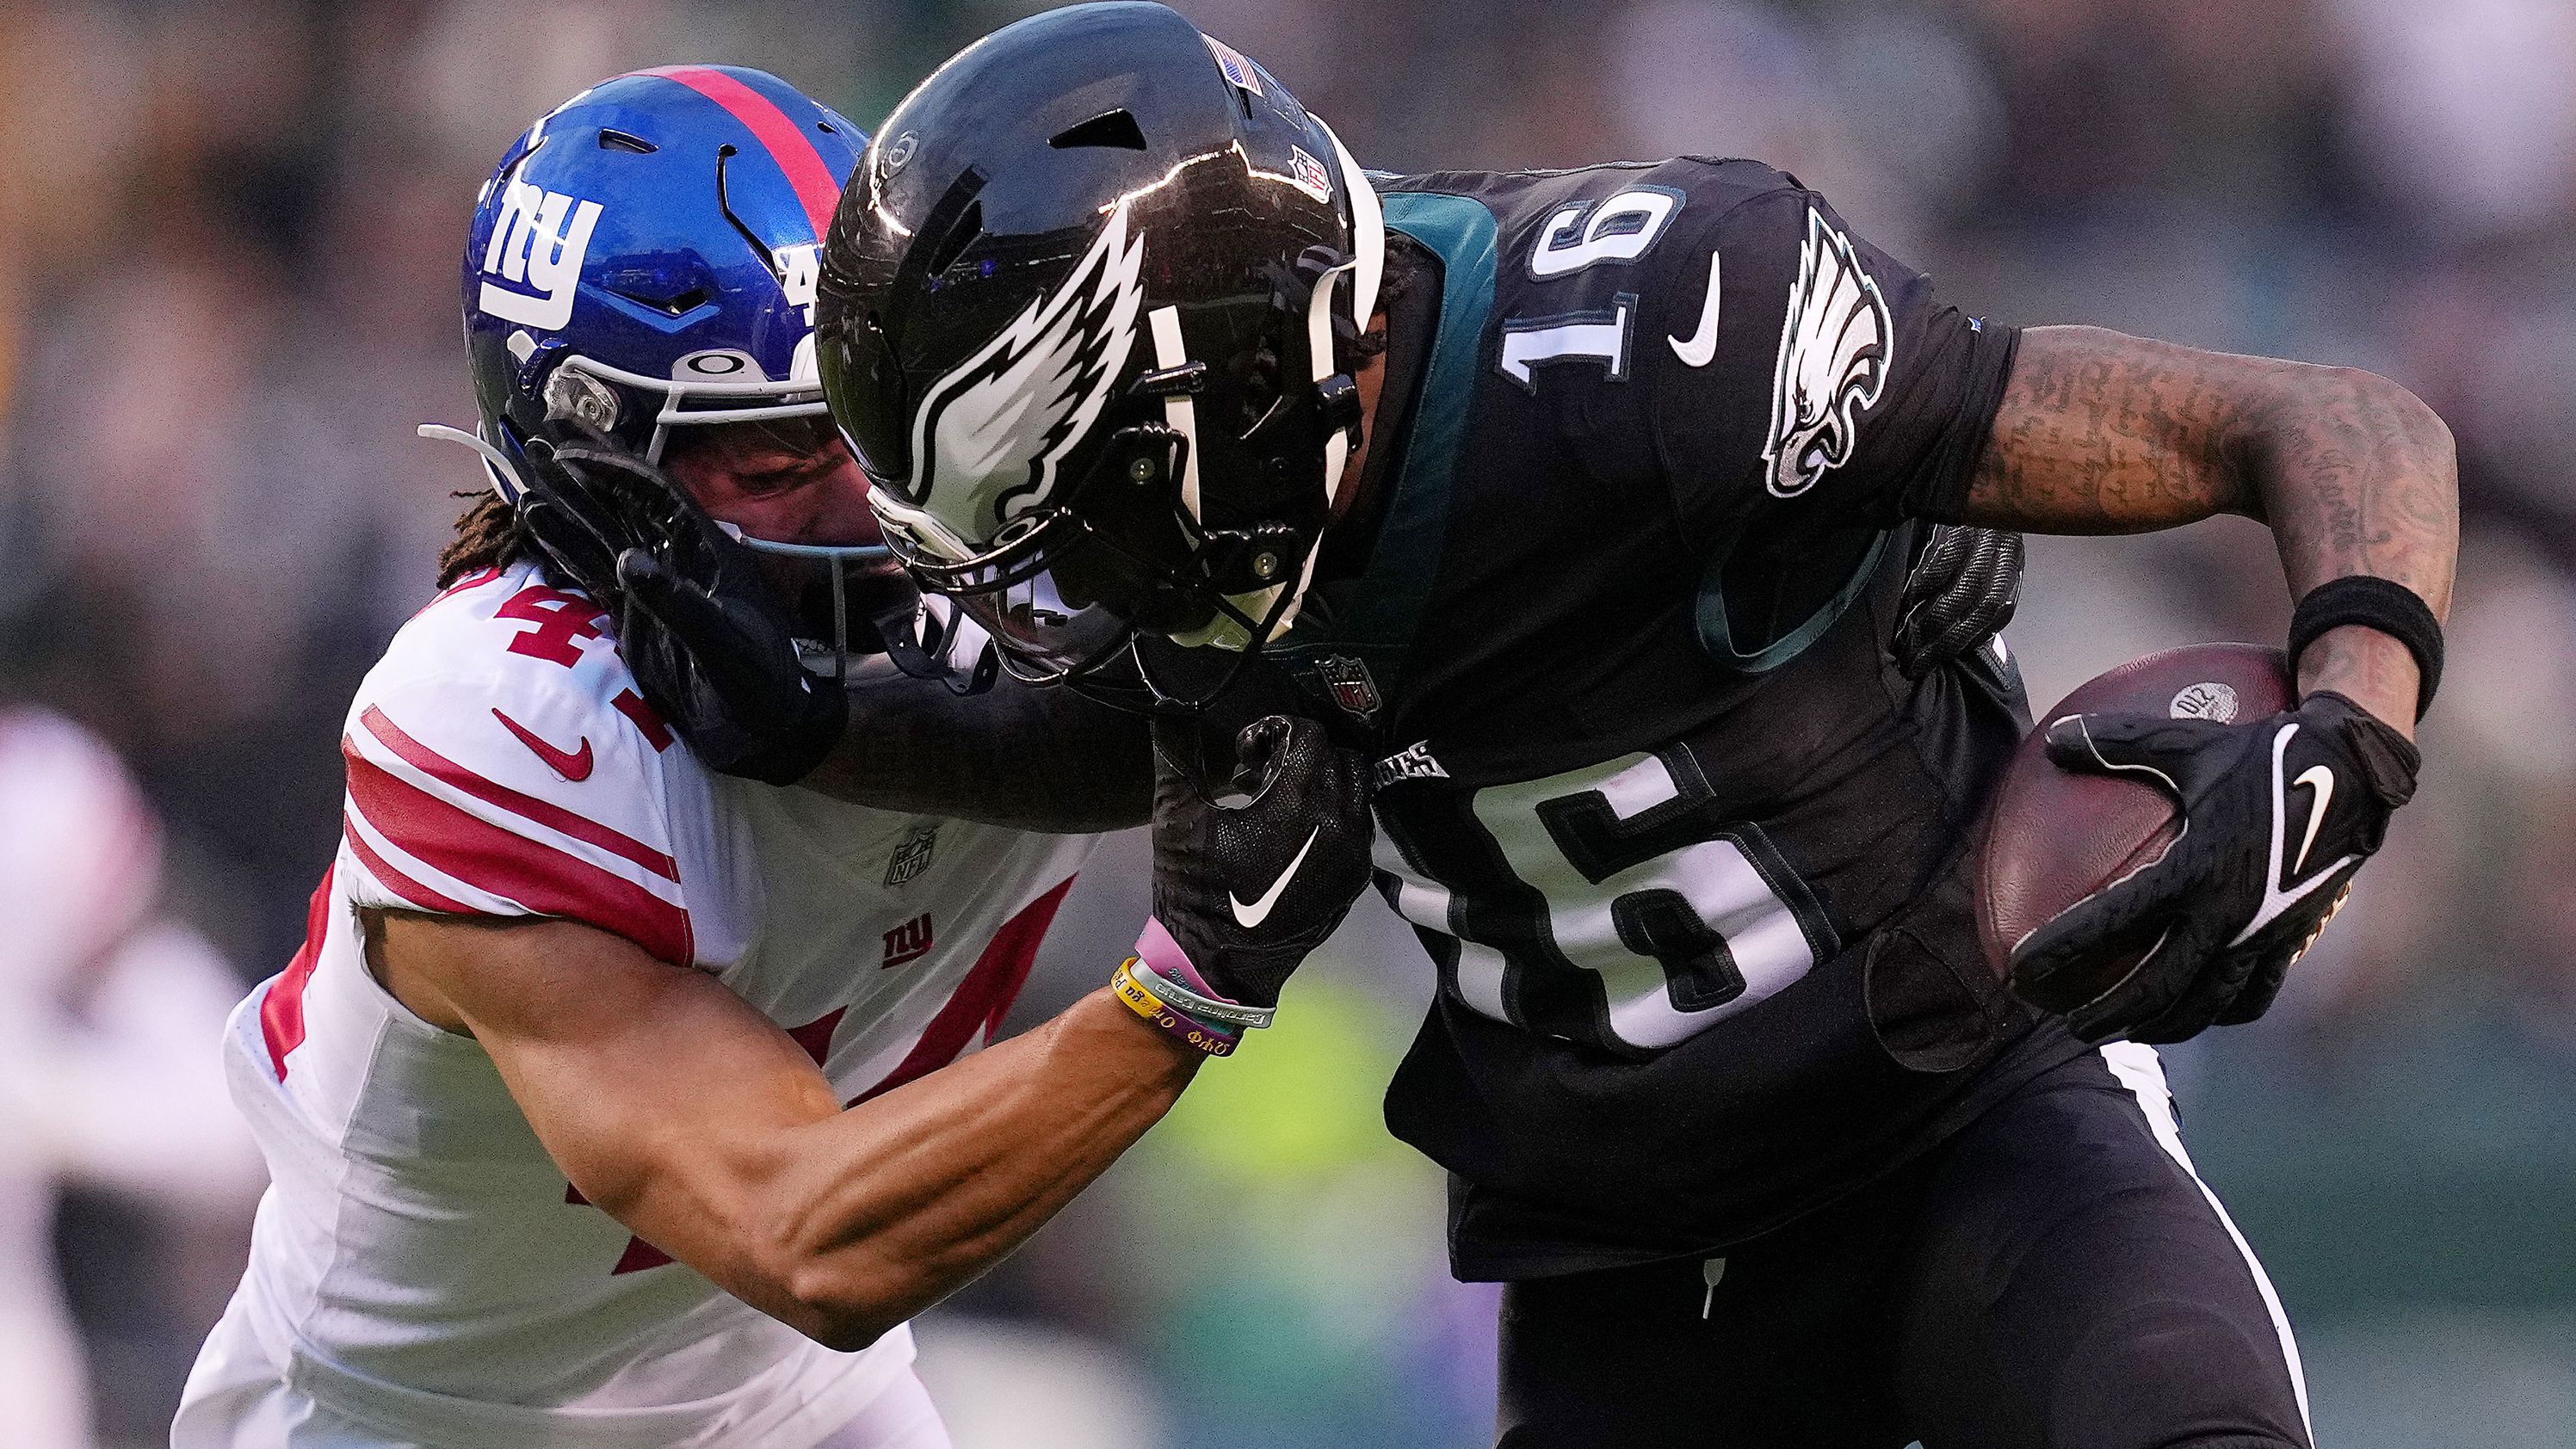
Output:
(1315, 115), (1384, 340)
(1311, 255), (1362, 505)
(1253, 118), (1383, 645)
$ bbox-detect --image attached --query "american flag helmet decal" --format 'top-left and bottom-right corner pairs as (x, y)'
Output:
(1201, 34), (1264, 96)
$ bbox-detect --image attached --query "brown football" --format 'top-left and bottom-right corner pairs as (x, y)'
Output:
(1974, 642), (2295, 994)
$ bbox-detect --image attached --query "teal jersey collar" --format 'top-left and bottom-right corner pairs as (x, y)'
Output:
(1276, 188), (1499, 689)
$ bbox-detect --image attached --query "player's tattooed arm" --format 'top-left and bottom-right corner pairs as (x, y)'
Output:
(1954, 324), (2458, 736)
(798, 676), (1152, 831)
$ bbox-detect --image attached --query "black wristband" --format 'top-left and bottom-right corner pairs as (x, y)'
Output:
(2288, 576), (2442, 719)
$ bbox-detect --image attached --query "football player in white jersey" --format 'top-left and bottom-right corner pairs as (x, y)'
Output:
(173, 68), (1375, 1449)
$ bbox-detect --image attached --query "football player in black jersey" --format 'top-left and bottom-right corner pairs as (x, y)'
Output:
(622, 6), (2454, 1446)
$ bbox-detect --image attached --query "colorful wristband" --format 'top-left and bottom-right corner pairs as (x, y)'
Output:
(1127, 957), (1276, 1030)
(1131, 916), (1277, 1030)
(1112, 959), (1239, 1057)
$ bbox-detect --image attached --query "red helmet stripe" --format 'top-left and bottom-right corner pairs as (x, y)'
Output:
(633, 65), (841, 238)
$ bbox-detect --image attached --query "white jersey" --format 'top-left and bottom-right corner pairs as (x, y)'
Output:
(176, 561), (1099, 1449)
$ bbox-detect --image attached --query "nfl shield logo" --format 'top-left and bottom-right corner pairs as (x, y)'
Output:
(1314, 655), (1381, 720)
(1288, 146), (1332, 202)
(884, 826), (938, 887)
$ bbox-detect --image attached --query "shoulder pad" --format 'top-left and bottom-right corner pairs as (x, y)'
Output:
(339, 562), (709, 965)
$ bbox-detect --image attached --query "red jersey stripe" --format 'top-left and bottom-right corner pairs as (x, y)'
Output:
(787, 1007), (846, 1067)
(343, 750), (694, 965)
(850, 875), (1076, 1107)
(341, 810), (473, 915)
(634, 66), (841, 238)
(357, 706), (677, 882)
(260, 866), (337, 1081)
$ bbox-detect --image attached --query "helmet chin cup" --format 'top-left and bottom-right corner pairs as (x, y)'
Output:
(1127, 575), (1307, 713)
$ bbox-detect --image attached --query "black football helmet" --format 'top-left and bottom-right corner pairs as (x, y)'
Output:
(814, 1), (1382, 705)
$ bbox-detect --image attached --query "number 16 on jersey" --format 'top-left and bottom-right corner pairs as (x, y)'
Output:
(1374, 745), (1836, 1055)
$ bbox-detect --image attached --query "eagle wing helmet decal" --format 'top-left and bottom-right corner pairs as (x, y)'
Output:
(892, 198), (1148, 548)
(1762, 207), (1893, 498)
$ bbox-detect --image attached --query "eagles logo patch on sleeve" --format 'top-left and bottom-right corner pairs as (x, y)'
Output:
(1762, 208), (1893, 498)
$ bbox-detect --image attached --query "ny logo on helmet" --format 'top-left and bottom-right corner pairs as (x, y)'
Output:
(479, 178), (604, 332)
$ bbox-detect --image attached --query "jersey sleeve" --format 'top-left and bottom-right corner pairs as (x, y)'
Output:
(1640, 170), (2017, 537)
(333, 577), (746, 968)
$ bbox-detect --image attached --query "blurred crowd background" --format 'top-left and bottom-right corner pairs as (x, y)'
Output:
(1, 0), (2571, 1445)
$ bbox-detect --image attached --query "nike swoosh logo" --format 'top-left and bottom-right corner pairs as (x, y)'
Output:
(1231, 826), (1320, 929)
(2230, 723), (2359, 948)
(1667, 250), (1722, 367)
(492, 708), (595, 781)
(2291, 764), (2334, 875)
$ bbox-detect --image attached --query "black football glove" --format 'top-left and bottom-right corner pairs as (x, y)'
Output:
(1135, 715), (1375, 1014)
(614, 548), (847, 786)
(515, 435), (640, 605)
(2010, 691), (2419, 1043)
(1895, 525), (2023, 680)
(521, 438), (846, 786)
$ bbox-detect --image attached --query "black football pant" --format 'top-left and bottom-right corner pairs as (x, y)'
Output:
(1495, 1044), (2311, 1449)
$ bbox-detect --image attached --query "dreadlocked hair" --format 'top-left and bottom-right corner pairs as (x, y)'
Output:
(436, 490), (535, 587)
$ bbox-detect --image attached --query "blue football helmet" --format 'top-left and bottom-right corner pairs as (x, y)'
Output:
(424, 66), (985, 684)
(440, 65), (859, 489)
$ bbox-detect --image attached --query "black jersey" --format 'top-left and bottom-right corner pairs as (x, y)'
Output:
(1158, 157), (2089, 1279)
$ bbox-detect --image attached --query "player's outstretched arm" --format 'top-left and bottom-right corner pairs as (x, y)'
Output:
(1952, 324), (2457, 735)
(799, 675), (1152, 832)
(362, 714), (1368, 1351)
(371, 909), (1193, 1351)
